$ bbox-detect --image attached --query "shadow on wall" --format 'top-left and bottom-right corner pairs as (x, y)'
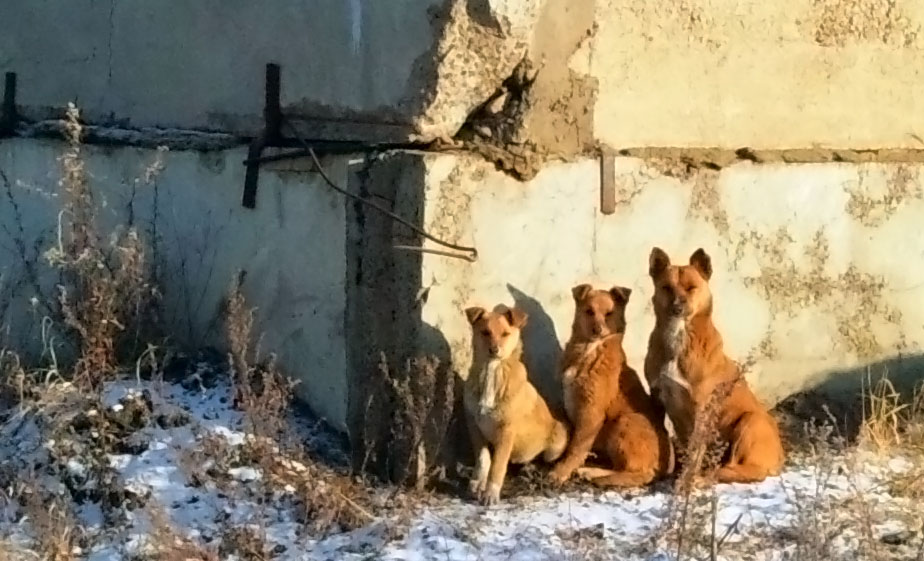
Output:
(776, 351), (924, 441)
(465, 0), (506, 32)
(345, 154), (466, 488)
(507, 284), (564, 414)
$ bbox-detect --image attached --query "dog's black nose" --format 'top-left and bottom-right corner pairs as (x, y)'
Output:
(489, 345), (499, 355)
(592, 324), (604, 336)
(671, 302), (686, 316)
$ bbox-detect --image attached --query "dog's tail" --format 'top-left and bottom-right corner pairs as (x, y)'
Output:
(543, 420), (570, 463)
(575, 467), (656, 488)
(715, 463), (774, 484)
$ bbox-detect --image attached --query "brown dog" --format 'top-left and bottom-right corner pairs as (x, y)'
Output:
(645, 247), (784, 483)
(548, 285), (673, 487)
(464, 305), (569, 504)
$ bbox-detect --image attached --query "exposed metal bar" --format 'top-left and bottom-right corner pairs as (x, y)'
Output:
(281, 116), (478, 262)
(242, 63), (282, 209)
(392, 245), (477, 261)
(242, 132), (267, 209)
(241, 140), (436, 166)
(1, 72), (17, 136)
(264, 63), (281, 144)
(599, 149), (616, 215)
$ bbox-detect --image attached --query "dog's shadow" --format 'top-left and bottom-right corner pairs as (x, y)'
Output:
(507, 284), (564, 415)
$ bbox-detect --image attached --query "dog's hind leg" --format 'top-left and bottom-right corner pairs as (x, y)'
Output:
(717, 412), (783, 484)
(548, 410), (604, 483)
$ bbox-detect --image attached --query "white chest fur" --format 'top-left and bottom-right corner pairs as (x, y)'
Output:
(658, 319), (692, 395)
(465, 359), (504, 417)
(480, 359), (502, 410)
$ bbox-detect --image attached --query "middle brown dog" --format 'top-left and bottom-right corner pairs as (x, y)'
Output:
(549, 284), (673, 487)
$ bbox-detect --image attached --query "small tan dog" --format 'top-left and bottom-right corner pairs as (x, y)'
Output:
(464, 305), (569, 504)
(548, 285), (673, 487)
(645, 247), (784, 483)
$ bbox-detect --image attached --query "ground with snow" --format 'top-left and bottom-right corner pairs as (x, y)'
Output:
(0, 359), (920, 561)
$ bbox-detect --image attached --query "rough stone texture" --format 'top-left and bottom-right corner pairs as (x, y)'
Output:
(402, 152), (924, 413)
(0, 139), (349, 429)
(1, 0), (541, 143)
(8, 1), (924, 150)
(520, 0), (597, 156)
(453, 0), (598, 179)
(405, 0), (543, 142)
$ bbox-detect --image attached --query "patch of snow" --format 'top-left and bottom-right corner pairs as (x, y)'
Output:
(0, 370), (919, 561)
(66, 458), (88, 479)
(229, 467), (262, 482)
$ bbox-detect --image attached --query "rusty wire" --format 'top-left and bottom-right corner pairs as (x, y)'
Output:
(280, 117), (478, 263)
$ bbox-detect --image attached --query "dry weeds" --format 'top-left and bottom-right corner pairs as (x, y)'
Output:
(358, 351), (456, 490)
(42, 103), (161, 393)
(655, 379), (734, 561)
(224, 273), (374, 535)
(20, 480), (82, 561)
(144, 501), (220, 561)
(860, 370), (909, 453)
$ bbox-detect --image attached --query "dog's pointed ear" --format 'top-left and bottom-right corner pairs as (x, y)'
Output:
(609, 286), (632, 304)
(503, 306), (528, 328)
(464, 307), (486, 325)
(649, 247), (671, 277)
(571, 284), (594, 302)
(689, 248), (713, 281)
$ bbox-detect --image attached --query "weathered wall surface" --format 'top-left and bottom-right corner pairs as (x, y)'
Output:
(6, 0), (924, 456)
(1, 0), (542, 142)
(8, 1), (923, 150)
(590, 0), (924, 149)
(407, 152), (924, 409)
(0, 139), (349, 429)
(3, 0), (440, 137)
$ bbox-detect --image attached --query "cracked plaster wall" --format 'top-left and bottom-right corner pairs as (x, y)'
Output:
(2, 0), (541, 143)
(8, 1), (924, 150)
(591, 0), (924, 149)
(0, 139), (350, 429)
(413, 153), (924, 407)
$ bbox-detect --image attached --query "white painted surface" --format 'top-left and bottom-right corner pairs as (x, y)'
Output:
(416, 154), (924, 405)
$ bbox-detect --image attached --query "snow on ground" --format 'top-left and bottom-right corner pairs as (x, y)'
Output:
(0, 362), (920, 560)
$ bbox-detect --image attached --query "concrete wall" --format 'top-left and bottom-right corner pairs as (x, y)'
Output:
(6, 0), (924, 448)
(589, 0), (924, 149)
(1, 0), (541, 143)
(0, 139), (349, 429)
(2, 1), (441, 138)
(405, 152), (924, 409)
(10, 1), (923, 150)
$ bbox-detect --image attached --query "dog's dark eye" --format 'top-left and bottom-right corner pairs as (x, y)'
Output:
(501, 331), (510, 337)
(660, 285), (672, 293)
(605, 311), (613, 317)
(481, 329), (491, 337)
(584, 308), (595, 316)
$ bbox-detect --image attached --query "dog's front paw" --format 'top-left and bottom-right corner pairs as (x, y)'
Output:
(469, 477), (487, 498)
(548, 464), (571, 485)
(479, 484), (501, 506)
